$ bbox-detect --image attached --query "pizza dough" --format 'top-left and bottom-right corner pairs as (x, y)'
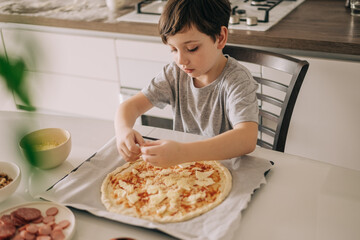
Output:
(101, 160), (232, 223)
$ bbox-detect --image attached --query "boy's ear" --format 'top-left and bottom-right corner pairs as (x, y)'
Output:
(217, 26), (228, 49)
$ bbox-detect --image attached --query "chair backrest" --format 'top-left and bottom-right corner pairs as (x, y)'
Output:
(223, 45), (309, 152)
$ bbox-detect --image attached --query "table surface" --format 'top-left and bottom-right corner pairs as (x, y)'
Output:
(1, 111), (359, 240)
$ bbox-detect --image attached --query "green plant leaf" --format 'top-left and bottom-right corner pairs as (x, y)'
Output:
(0, 54), (35, 110)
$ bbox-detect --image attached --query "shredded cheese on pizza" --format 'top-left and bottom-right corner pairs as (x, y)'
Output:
(101, 160), (232, 223)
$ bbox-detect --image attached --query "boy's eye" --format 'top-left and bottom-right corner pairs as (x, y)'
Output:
(188, 47), (198, 52)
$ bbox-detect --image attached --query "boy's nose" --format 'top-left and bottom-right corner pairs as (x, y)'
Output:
(177, 52), (189, 66)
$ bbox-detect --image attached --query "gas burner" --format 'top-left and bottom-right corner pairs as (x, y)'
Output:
(232, 0), (285, 23)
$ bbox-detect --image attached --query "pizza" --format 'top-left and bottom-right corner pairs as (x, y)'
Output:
(101, 159), (232, 223)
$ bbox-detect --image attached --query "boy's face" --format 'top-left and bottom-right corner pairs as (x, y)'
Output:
(167, 26), (225, 83)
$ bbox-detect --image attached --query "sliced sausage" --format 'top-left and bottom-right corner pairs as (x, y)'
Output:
(42, 215), (55, 224)
(12, 234), (24, 240)
(26, 224), (38, 234)
(18, 223), (28, 231)
(20, 229), (36, 240)
(36, 236), (51, 240)
(51, 229), (65, 240)
(56, 220), (70, 229)
(38, 225), (52, 235)
(45, 207), (58, 216)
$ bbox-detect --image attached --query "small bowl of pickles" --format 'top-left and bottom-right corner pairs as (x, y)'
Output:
(19, 128), (71, 169)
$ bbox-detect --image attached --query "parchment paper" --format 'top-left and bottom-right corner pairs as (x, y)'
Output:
(36, 137), (273, 240)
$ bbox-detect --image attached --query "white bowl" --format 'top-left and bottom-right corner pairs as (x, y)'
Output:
(19, 128), (71, 170)
(0, 161), (21, 203)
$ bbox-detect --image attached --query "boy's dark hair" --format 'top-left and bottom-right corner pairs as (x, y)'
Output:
(159, 0), (231, 44)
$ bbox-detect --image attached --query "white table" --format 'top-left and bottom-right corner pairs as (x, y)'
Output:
(1, 111), (359, 240)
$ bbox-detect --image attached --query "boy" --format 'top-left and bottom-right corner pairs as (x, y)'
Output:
(115, 0), (259, 168)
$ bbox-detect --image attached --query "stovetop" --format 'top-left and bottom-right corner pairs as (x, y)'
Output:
(117, 0), (305, 31)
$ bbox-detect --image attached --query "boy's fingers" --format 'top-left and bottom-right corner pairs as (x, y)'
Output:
(142, 140), (162, 147)
(125, 139), (140, 154)
(141, 140), (167, 156)
(141, 144), (161, 155)
(120, 144), (130, 156)
(134, 132), (145, 146)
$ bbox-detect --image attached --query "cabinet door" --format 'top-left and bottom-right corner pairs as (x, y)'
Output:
(115, 39), (172, 90)
(115, 39), (173, 120)
(2, 29), (118, 81)
(15, 71), (119, 120)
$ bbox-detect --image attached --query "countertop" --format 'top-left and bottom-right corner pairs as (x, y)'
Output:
(0, 0), (359, 56)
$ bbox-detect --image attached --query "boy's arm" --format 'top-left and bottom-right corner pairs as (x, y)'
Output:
(141, 122), (258, 167)
(184, 121), (258, 161)
(115, 92), (153, 162)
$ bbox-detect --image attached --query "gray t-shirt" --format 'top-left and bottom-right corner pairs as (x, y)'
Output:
(142, 56), (259, 137)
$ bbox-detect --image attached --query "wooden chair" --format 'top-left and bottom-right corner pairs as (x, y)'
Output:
(223, 45), (309, 152)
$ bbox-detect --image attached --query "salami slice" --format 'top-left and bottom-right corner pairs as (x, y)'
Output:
(31, 215), (43, 224)
(0, 214), (13, 225)
(14, 208), (42, 222)
(10, 212), (27, 227)
(0, 224), (16, 239)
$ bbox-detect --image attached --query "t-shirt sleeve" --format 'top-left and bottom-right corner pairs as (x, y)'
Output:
(141, 63), (176, 109)
(226, 68), (259, 126)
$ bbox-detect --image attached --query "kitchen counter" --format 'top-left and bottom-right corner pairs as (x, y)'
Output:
(0, 0), (359, 56)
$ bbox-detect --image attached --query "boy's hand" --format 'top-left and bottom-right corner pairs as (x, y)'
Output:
(140, 140), (187, 168)
(116, 128), (145, 162)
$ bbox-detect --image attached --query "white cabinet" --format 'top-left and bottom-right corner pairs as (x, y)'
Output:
(24, 71), (119, 118)
(2, 29), (118, 81)
(1, 29), (119, 120)
(115, 39), (173, 120)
